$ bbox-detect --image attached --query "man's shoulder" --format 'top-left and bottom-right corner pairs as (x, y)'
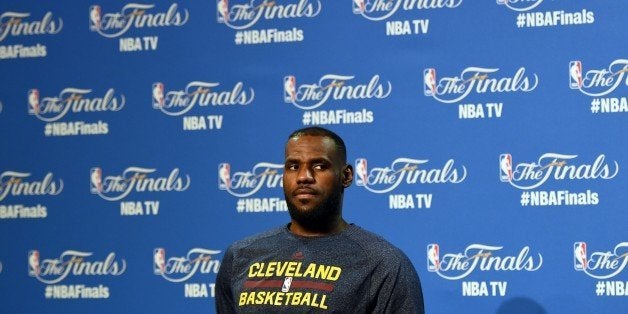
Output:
(227, 226), (286, 252)
(344, 225), (408, 262)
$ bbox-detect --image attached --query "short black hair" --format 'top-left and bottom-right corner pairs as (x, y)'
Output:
(287, 127), (347, 163)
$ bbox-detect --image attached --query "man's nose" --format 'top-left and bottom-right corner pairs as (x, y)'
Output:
(296, 166), (314, 183)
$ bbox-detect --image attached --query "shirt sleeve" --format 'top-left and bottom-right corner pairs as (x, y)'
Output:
(215, 246), (236, 314)
(372, 251), (425, 314)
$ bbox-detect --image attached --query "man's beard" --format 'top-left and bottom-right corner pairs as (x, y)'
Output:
(285, 188), (343, 232)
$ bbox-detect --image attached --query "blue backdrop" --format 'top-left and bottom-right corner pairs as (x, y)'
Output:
(0, 1), (626, 313)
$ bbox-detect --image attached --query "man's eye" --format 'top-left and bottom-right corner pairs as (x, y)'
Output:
(313, 164), (326, 170)
(286, 164), (298, 171)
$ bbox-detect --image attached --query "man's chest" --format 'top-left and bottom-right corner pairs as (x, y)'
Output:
(231, 242), (373, 312)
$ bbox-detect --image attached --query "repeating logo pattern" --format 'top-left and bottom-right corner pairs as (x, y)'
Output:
(352, 0), (463, 21)
(27, 88), (125, 122)
(89, 3), (189, 38)
(152, 81), (254, 115)
(574, 242), (628, 279)
(355, 157), (466, 193)
(283, 74), (392, 110)
(427, 244), (543, 280)
(496, 0), (544, 12)
(218, 162), (283, 197)
(153, 248), (221, 282)
(423, 66), (539, 103)
(0, 0), (626, 311)
(0, 171), (63, 202)
(499, 153), (619, 190)
(569, 59), (628, 97)
(28, 250), (126, 284)
(216, 0), (322, 29)
(0, 11), (63, 41)
(91, 167), (190, 201)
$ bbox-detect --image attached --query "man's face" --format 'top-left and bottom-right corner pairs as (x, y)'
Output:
(283, 135), (351, 228)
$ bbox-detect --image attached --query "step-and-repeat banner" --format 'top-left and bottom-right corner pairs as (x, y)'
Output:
(0, 1), (626, 313)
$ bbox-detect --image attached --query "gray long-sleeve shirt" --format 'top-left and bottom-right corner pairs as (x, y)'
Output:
(216, 224), (424, 313)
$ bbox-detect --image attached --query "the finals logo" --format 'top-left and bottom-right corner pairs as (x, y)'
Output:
(89, 3), (189, 38)
(499, 153), (619, 190)
(423, 66), (538, 104)
(574, 242), (628, 280)
(0, 171), (63, 202)
(152, 81), (254, 116)
(354, 157), (466, 194)
(216, 0), (322, 30)
(218, 162), (283, 197)
(28, 250), (126, 284)
(352, 0), (463, 21)
(0, 11), (63, 42)
(153, 248), (221, 283)
(283, 74), (392, 110)
(569, 59), (628, 97)
(427, 243), (543, 280)
(496, 0), (544, 12)
(90, 167), (190, 201)
(27, 88), (125, 122)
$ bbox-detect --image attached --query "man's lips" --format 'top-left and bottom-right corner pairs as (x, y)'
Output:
(293, 187), (317, 196)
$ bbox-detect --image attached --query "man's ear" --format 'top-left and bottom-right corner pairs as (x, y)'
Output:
(342, 164), (353, 188)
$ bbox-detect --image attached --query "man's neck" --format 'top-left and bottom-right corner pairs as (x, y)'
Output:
(289, 218), (348, 237)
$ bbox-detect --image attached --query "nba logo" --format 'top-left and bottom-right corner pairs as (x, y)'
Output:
(569, 61), (583, 89)
(284, 76), (297, 103)
(427, 244), (440, 272)
(499, 154), (513, 182)
(153, 248), (166, 275)
(90, 167), (103, 193)
(573, 242), (588, 271)
(352, 0), (365, 14)
(281, 277), (293, 292)
(89, 5), (101, 31)
(423, 68), (437, 96)
(28, 89), (40, 115)
(218, 163), (231, 190)
(28, 250), (40, 277)
(152, 83), (165, 109)
(217, 0), (229, 23)
(354, 158), (368, 186)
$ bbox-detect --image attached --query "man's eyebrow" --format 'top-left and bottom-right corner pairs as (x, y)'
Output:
(284, 157), (331, 163)
(310, 157), (331, 164)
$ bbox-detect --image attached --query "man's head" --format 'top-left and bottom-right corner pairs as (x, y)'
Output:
(283, 127), (353, 235)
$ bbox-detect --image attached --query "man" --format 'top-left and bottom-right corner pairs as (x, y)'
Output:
(216, 127), (424, 313)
